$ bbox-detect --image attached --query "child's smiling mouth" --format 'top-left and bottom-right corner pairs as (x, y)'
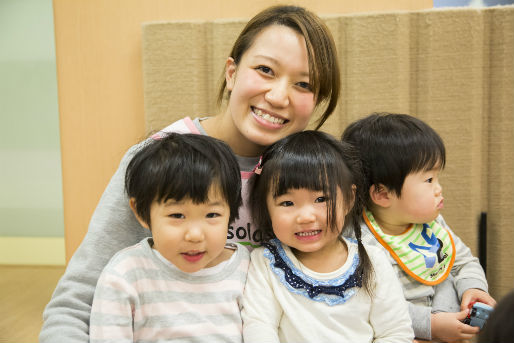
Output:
(181, 251), (205, 262)
(295, 230), (322, 239)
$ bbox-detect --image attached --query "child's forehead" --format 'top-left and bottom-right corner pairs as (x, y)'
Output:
(157, 183), (227, 205)
(273, 186), (323, 194)
(422, 162), (444, 173)
(408, 159), (444, 175)
(406, 166), (442, 179)
(271, 185), (341, 197)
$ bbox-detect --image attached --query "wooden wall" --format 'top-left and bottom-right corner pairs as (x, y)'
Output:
(141, 7), (514, 298)
(53, 0), (432, 262)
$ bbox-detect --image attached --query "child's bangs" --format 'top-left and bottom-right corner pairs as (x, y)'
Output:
(411, 142), (446, 173)
(156, 162), (222, 205)
(269, 153), (330, 198)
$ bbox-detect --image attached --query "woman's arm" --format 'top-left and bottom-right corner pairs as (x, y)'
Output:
(39, 145), (149, 343)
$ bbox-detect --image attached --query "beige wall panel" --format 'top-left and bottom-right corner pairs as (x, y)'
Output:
(327, 12), (413, 131)
(486, 7), (514, 298)
(142, 6), (514, 298)
(55, 0), (432, 261)
(413, 9), (487, 262)
(142, 21), (247, 133)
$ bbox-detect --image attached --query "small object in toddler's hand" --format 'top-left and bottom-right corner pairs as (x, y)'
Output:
(463, 302), (493, 330)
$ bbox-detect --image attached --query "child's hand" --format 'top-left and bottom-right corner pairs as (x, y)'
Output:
(431, 310), (479, 343)
(460, 288), (496, 311)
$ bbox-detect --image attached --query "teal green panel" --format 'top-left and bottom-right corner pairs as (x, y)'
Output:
(0, 208), (64, 237)
(0, 0), (63, 239)
(0, 61), (60, 150)
(0, 0), (56, 60)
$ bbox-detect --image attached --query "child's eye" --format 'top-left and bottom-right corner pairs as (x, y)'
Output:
(169, 213), (184, 219)
(296, 81), (312, 91)
(256, 65), (273, 75)
(206, 212), (221, 218)
(426, 178), (433, 183)
(315, 196), (327, 203)
(279, 200), (294, 207)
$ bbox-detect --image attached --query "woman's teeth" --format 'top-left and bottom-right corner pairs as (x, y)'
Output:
(253, 108), (285, 124)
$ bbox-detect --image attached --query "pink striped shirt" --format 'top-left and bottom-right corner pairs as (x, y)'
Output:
(90, 238), (250, 343)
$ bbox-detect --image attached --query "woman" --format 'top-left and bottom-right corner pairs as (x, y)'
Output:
(40, 5), (341, 342)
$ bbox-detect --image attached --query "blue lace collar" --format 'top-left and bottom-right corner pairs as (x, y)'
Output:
(262, 239), (362, 306)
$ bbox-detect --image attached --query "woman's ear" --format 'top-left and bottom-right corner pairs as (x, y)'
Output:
(225, 57), (237, 91)
(129, 198), (150, 230)
(369, 184), (392, 208)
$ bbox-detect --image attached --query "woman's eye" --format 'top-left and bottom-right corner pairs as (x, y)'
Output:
(315, 196), (327, 203)
(279, 200), (294, 207)
(256, 65), (273, 75)
(296, 81), (312, 91)
(169, 213), (184, 219)
(206, 212), (221, 218)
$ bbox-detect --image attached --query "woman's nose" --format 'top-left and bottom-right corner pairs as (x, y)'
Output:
(265, 80), (289, 108)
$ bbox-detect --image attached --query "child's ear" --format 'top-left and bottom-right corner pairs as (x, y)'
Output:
(369, 184), (392, 208)
(129, 198), (150, 230)
(342, 185), (357, 217)
(349, 184), (357, 210)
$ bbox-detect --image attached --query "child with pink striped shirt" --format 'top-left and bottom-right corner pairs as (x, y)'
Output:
(90, 133), (249, 343)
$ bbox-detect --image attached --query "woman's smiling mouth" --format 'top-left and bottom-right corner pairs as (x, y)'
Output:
(252, 107), (287, 125)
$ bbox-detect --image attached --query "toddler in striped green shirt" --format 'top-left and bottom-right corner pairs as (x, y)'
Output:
(342, 113), (496, 343)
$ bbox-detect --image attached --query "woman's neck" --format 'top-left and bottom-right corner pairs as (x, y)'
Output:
(201, 115), (264, 157)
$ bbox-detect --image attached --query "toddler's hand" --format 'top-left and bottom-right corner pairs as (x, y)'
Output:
(431, 310), (479, 343)
(460, 288), (496, 311)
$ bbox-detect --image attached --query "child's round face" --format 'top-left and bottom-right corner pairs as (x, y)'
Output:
(389, 168), (444, 226)
(222, 24), (316, 156)
(266, 187), (344, 258)
(147, 187), (231, 273)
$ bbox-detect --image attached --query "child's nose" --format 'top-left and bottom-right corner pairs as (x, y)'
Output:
(435, 181), (443, 196)
(296, 207), (316, 224)
(185, 226), (204, 242)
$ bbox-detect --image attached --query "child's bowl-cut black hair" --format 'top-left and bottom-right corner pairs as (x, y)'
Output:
(125, 133), (242, 226)
(250, 130), (374, 295)
(341, 113), (446, 207)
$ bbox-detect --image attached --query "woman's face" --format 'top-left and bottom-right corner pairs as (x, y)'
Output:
(223, 25), (316, 156)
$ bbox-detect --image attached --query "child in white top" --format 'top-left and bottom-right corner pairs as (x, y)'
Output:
(342, 113), (496, 342)
(241, 131), (414, 343)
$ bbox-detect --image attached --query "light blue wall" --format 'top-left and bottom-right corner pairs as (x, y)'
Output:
(0, 0), (64, 237)
(434, 0), (514, 7)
